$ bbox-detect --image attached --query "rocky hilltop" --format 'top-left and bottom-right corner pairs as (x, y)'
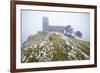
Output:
(21, 32), (90, 63)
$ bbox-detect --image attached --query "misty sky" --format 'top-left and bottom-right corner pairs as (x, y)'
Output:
(21, 9), (90, 43)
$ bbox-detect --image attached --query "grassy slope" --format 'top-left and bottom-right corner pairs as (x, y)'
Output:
(75, 39), (90, 56)
(26, 32), (48, 41)
(22, 32), (90, 62)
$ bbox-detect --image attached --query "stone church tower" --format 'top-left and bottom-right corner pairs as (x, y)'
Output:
(43, 17), (49, 32)
(42, 16), (65, 34)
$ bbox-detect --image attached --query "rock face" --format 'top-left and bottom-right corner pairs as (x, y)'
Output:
(21, 32), (90, 63)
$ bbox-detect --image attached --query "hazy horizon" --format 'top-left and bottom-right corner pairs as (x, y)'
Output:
(21, 9), (90, 43)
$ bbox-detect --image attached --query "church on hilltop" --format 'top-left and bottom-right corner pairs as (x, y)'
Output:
(42, 17), (65, 34)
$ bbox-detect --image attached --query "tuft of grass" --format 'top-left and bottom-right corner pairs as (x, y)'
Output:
(49, 33), (67, 48)
(75, 39), (90, 56)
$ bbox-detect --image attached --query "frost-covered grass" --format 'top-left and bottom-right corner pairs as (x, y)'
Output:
(21, 32), (90, 63)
